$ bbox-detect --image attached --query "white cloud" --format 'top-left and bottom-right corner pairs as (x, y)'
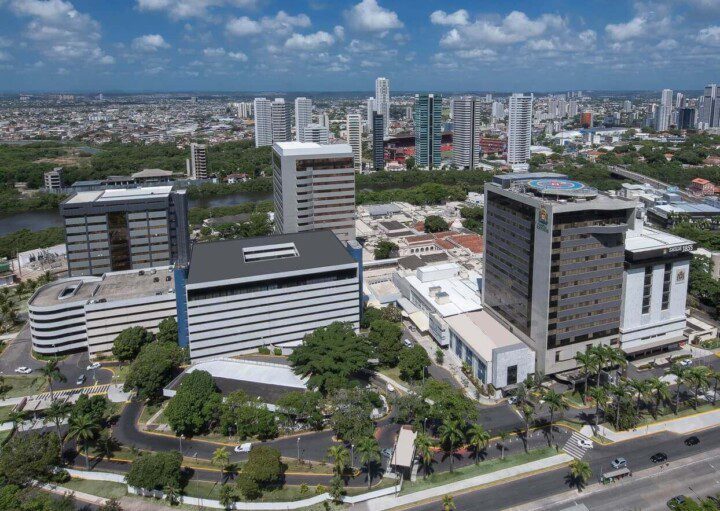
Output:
(440, 11), (563, 47)
(99, 54), (115, 64)
(0, 50), (11, 61)
(430, 9), (469, 26)
(697, 25), (720, 45)
(333, 25), (345, 40)
(657, 38), (679, 49)
(136, 0), (256, 20)
(132, 34), (170, 52)
(605, 16), (647, 41)
(360, 59), (379, 67)
(226, 16), (261, 36)
(346, 0), (403, 33)
(455, 48), (496, 60)
(284, 31), (334, 51)
(228, 51), (248, 61)
(227, 11), (311, 38)
(203, 47), (226, 57)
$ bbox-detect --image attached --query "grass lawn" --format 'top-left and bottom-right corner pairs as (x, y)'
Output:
(400, 447), (557, 495)
(562, 391), (588, 407)
(2, 375), (47, 398)
(109, 364), (131, 383)
(138, 401), (166, 424)
(185, 480), (310, 502)
(62, 479), (127, 499)
(602, 401), (719, 431)
(0, 405), (15, 423)
(378, 366), (404, 384)
(0, 430), (12, 445)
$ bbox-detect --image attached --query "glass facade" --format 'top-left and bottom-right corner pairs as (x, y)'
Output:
(413, 94), (442, 169)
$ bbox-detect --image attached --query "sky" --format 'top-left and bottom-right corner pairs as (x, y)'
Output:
(1, 0), (720, 93)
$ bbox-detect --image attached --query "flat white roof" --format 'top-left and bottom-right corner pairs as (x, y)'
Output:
(625, 226), (693, 253)
(64, 186), (174, 204)
(391, 426), (417, 468)
(404, 271), (482, 317)
(187, 359), (307, 389)
(445, 310), (526, 362)
(274, 141), (352, 157)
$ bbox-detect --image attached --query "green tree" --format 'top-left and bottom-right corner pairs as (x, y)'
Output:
(327, 445), (350, 478)
(44, 399), (72, 447)
(165, 370), (222, 436)
(438, 419), (465, 473)
(543, 390), (567, 447)
(98, 498), (124, 511)
(423, 215), (449, 233)
(212, 447), (231, 484)
(218, 484), (236, 510)
(289, 322), (373, 394)
(422, 380), (477, 424)
(442, 494), (456, 511)
(67, 414), (100, 470)
(667, 364), (687, 414)
(467, 424), (490, 465)
(126, 451), (183, 491)
(686, 366), (712, 410)
(498, 431), (509, 460)
(415, 432), (435, 479)
(276, 390), (323, 430)
(39, 360), (66, 401)
(587, 386), (607, 427)
(521, 404), (535, 452)
(70, 394), (110, 426)
(124, 341), (185, 400)
(374, 240), (398, 260)
(328, 388), (377, 444)
(0, 432), (61, 485)
(459, 206), (484, 233)
(628, 378), (651, 415)
(574, 350), (595, 397)
(164, 483), (181, 506)
(368, 320), (403, 367)
(111, 326), (154, 363)
(647, 377), (671, 419)
(156, 317), (179, 345)
(235, 446), (284, 499)
(356, 437), (381, 489)
(568, 460), (592, 491)
(398, 345), (431, 382)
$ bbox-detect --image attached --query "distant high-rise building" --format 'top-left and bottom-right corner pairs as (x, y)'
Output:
(699, 84), (719, 129)
(405, 106), (413, 120)
(237, 102), (253, 118)
(568, 100), (579, 117)
(623, 100), (632, 113)
(319, 112), (330, 128)
(506, 93), (533, 172)
(656, 89), (673, 131)
(375, 77), (390, 137)
(557, 98), (567, 118)
(294, 97), (312, 142)
(414, 93), (443, 170)
(485, 93), (493, 102)
(677, 108), (696, 130)
(271, 98), (291, 143)
(372, 112), (385, 171)
(580, 111), (593, 128)
(491, 101), (505, 119)
(61, 187), (190, 277)
(347, 114), (362, 173)
(675, 92), (685, 109)
(273, 142), (356, 242)
(44, 167), (63, 191)
(188, 143), (208, 179)
(301, 123), (329, 144)
(452, 96), (481, 170)
(366, 97), (376, 131)
(253, 97), (272, 147)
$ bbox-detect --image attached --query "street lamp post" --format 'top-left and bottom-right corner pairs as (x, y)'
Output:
(351, 444), (355, 470)
(297, 437), (300, 462)
(179, 435), (184, 455)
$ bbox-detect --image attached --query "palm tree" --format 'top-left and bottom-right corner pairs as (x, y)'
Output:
(8, 410), (26, 432)
(628, 378), (651, 415)
(605, 346), (627, 377)
(686, 366), (712, 410)
(521, 404), (535, 452)
(514, 382), (530, 408)
(542, 390), (567, 447)
(415, 432), (435, 479)
(466, 424), (490, 465)
(587, 386), (607, 427)
(647, 377), (670, 418)
(609, 380), (629, 431)
(67, 414), (100, 470)
(327, 445), (350, 478)
(44, 400), (72, 447)
(498, 431), (509, 460)
(568, 459), (592, 491)
(39, 360), (66, 401)
(574, 351), (595, 398)
(442, 494), (456, 511)
(589, 346), (608, 389)
(667, 364), (687, 414)
(0, 376), (10, 402)
(93, 430), (119, 462)
(218, 484), (235, 510)
(355, 437), (381, 489)
(711, 370), (720, 406)
(212, 447), (230, 483)
(164, 483), (181, 505)
(437, 419), (465, 472)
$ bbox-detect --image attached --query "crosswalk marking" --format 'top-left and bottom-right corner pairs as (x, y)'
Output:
(563, 431), (592, 460)
(35, 384), (111, 402)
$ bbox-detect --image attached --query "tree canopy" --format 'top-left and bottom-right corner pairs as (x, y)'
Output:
(368, 320), (403, 367)
(156, 317), (179, 345)
(0, 432), (61, 485)
(165, 370), (222, 436)
(126, 451), (183, 491)
(424, 215), (449, 233)
(112, 326), (154, 362)
(374, 240), (398, 260)
(124, 341), (185, 400)
(398, 345), (431, 381)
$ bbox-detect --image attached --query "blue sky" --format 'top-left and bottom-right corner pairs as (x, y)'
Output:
(1, 0), (720, 93)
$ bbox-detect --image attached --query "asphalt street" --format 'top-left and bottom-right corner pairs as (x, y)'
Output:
(403, 426), (720, 511)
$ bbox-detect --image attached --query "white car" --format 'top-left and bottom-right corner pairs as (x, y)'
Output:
(15, 367), (32, 374)
(86, 362), (102, 371)
(577, 439), (594, 449)
(234, 443), (252, 453)
(403, 339), (413, 348)
(386, 383), (396, 393)
(679, 359), (693, 367)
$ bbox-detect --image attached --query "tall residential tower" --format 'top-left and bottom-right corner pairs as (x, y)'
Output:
(375, 77), (390, 137)
(452, 96), (481, 169)
(414, 93), (442, 170)
(506, 93), (533, 172)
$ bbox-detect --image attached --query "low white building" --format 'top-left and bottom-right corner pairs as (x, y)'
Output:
(446, 310), (535, 388)
(620, 223), (695, 356)
(28, 268), (177, 356)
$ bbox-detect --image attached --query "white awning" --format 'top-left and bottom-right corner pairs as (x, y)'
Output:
(409, 311), (430, 333)
(391, 426), (417, 468)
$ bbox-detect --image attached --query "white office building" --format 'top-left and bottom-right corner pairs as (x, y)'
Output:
(347, 113), (362, 172)
(452, 96), (482, 169)
(700, 84), (719, 129)
(28, 268), (177, 356)
(253, 97), (273, 147)
(491, 101), (504, 120)
(273, 142), (356, 242)
(507, 93), (534, 171)
(44, 167), (63, 190)
(301, 123), (329, 145)
(188, 143), (207, 179)
(375, 77), (390, 137)
(294, 97), (313, 142)
(620, 220), (695, 357)
(656, 89), (673, 132)
(367, 97), (376, 131)
(183, 231), (361, 360)
(237, 102), (253, 119)
(271, 98), (291, 144)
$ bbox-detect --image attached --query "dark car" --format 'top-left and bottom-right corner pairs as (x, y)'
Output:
(685, 436), (700, 446)
(667, 495), (686, 509)
(651, 452), (668, 463)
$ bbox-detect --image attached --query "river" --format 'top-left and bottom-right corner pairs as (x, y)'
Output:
(0, 191), (272, 236)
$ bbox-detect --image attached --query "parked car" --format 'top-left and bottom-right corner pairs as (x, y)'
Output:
(15, 367), (32, 374)
(381, 448), (394, 459)
(577, 439), (593, 449)
(667, 496), (686, 509)
(76, 374), (87, 385)
(685, 436), (700, 446)
(234, 443), (252, 453)
(403, 339), (413, 348)
(611, 457), (627, 469)
(86, 362), (101, 371)
(650, 452), (668, 463)
(679, 359), (693, 367)
(508, 396), (519, 405)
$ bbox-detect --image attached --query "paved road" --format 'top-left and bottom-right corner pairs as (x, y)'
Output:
(402, 426), (720, 511)
(0, 324), (113, 390)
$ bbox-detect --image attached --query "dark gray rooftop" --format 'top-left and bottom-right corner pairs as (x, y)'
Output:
(187, 230), (357, 285)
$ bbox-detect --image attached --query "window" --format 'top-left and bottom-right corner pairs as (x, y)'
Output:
(661, 262), (672, 310)
(642, 265), (653, 314)
(507, 365), (518, 386)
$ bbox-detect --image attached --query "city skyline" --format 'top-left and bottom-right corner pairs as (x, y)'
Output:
(1, 0), (720, 93)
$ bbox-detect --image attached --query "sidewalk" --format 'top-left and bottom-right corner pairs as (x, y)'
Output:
(357, 454), (573, 511)
(37, 482), (109, 507)
(581, 407), (720, 442)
